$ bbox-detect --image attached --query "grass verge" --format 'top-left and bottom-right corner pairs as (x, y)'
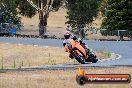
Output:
(0, 43), (110, 68)
(0, 67), (131, 88)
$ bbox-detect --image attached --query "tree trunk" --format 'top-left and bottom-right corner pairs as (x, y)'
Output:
(38, 0), (48, 37)
(39, 11), (48, 37)
(79, 27), (85, 39)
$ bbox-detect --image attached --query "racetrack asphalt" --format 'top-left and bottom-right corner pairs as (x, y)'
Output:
(0, 37), (132, 70)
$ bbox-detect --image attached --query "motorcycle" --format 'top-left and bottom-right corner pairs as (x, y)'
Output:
(64, 39), (98, 64)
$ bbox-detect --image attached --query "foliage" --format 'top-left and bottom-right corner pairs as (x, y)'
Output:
(17, 0), (37, 18)
(52, 0), (63, 10)
(17, 0), (63, 18)
(65, 0), (98, 29)
(101, 0), (132, 31)
(0, 0), (63, 33)
(98, 0), (107, 15)
(0, 1), (21, 31)
(65, 0), (98, 38)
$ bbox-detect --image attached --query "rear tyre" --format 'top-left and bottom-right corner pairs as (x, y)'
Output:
(92, 58), (98, 63)
(89, 54), (98, 63)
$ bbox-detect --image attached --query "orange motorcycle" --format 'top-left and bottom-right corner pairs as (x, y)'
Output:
(64, 39), (98, 64)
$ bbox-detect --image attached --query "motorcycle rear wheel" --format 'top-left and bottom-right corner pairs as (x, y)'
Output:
(89, 54), (98, 63)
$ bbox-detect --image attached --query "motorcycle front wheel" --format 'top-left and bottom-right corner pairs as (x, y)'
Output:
(72, 51), (85, 64)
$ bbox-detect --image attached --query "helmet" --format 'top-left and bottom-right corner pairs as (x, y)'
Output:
(64, 31), (71, 39)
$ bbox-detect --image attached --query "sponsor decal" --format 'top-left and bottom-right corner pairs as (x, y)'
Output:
(76, 68), (131, 85)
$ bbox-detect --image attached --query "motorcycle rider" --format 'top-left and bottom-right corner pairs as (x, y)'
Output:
(63, 31), (90, 59)
(63, 31), (74, 59)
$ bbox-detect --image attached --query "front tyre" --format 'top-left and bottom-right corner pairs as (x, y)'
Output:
(72, 51), (85, 64)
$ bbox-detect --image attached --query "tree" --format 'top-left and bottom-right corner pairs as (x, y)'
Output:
(65, 0), (98, 38)
(0, 0), (21, 32)
(17, 0), (63, 37)
(101, 0), (132, 40)
(17, 0), (37, 18)
(98, 0), (107, 15)
(0, 0), (63, 36)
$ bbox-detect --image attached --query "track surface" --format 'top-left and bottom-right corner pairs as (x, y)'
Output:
(0, 37), (132, 70)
